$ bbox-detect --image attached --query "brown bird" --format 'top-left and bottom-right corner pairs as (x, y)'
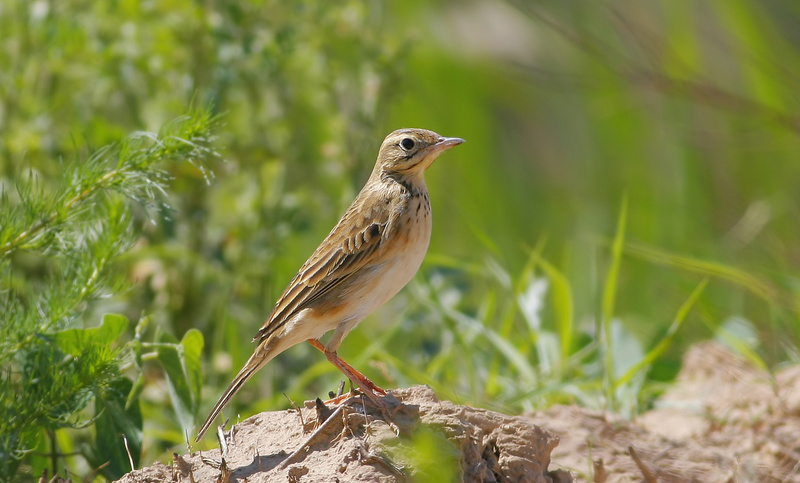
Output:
(195, 128), (464, 441)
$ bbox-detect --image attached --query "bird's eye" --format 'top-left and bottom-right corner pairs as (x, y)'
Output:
(400, 138), (415, 151)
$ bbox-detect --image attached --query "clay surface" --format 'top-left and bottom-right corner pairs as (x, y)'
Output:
(118, 342), (800, 482)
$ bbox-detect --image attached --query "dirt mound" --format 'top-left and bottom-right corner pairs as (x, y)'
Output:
(118, 342), (800, 482)
(117, 385), (569, 482)
(540, 341), (800, 482)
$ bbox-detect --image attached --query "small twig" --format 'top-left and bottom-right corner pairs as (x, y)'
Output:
(215, 457), (232, 483)
(329, 405), (355, 446)
(216, 425), (229, 460)
(277, 405), (346, 471)
(593, 458), (606, 483)
(255, 446), (264, 473)
(284, 392), (305, 428)
(328, 381), (348, 399)
(200, 454), (221, 469)
(628, 445), (658, 483)
(198, 419), (233, 477)
(204, 425), (233, 483)
(123, 433), (135, 472)
(85, 461), (110, 481)
(172, 452), (195, 483)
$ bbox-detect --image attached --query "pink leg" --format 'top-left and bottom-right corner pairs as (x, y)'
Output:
(307, 339), (387, 404)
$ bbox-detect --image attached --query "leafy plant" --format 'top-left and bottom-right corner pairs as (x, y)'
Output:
(0, 110), (219, 481)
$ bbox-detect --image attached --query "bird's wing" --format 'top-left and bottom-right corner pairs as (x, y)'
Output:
(254, 191), (393, 341)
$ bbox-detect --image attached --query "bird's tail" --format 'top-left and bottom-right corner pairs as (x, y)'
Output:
(194, 342), (276, 442)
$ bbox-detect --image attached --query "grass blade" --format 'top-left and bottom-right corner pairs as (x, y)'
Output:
(614, 278), (708, 388)
(603, 196), (627, 407)
(624, 242), (776, 301)
(532, 255), (575, 373)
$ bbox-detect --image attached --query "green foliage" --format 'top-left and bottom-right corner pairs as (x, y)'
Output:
(85, 377), (143, 479)
(154, 329), (204, 433)
(0, 111), (219, 481)
(2, 0), (800, 480)
(384, 425), (460, 482)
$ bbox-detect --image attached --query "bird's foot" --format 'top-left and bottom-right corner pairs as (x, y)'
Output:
(307, 339), (399, 433)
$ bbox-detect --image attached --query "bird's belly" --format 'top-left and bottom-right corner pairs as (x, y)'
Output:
(342, 209), (431, 321)
(366, 240), (428, 309)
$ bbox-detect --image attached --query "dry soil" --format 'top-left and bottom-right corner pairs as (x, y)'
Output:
(116, 342), (800, 482)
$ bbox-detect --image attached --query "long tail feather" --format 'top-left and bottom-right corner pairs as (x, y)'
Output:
(195, 344), (275, 442)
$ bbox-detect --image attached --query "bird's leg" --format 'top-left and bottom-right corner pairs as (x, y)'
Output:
(307, 339), (386, 401)
(307, 339), (401, 436)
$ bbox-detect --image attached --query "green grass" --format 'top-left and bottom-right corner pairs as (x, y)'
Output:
(2, 0), (800, 480)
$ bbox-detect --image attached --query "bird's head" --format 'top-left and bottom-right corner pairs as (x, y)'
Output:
(375, 128), (464, 177)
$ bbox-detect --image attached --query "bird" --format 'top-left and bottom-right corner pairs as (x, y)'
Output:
(195, 128), (464, 442)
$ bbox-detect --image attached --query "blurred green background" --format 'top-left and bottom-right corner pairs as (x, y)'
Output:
(2, 0), (800, 479)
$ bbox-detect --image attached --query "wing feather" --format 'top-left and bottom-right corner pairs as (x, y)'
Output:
(254, 191), (393, 341)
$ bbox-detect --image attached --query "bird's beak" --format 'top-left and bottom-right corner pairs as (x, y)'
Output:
(426, 136), (465, 156)
(436, 136), (465, 150)
(414, 136), (464, 172)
